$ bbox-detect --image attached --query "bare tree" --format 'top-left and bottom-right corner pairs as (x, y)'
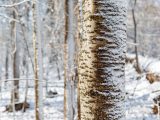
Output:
(132, 0), (142, 73)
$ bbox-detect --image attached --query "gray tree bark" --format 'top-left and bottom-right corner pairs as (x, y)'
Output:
(78, 0), (127, 119)
(11, 9), (20, 102)
(132, 0), (141, 73)
(32, 0), (44, 119)
(5, 48), (9, 83)
(64, 0), (69, 120)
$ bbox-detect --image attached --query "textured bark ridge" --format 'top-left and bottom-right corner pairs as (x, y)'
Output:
(78, 0), (127, 119)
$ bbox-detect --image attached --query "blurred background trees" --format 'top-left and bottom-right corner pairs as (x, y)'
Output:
(0, 0), (160, 120)
(127, 0), (160, 58)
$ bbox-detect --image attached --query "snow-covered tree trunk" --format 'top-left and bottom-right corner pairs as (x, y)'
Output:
(36, 1), (44, 119)
(78, 0), (127, 119)
(32, 0), (44, 119)
(11, 10), (20, 102)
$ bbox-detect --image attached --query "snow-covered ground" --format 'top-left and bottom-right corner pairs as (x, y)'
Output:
(0, 70), (64, 120)
(0, 54), (160, 120)
(126, 54), (160, 120)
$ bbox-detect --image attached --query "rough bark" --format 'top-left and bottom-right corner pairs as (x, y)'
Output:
(77, 1), (82, 119)
(78, 0), (127, 119)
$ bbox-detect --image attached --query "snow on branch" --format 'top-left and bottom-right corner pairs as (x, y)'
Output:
(0, 0), (30, 8)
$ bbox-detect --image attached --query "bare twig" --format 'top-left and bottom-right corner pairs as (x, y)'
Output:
(0, 14), (20, 23)
(152, 90), (160, 93)
(0, 0), (30, 8)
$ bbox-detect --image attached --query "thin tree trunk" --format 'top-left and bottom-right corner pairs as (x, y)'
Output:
(132, 0), (141, 73)
(32, 0), (43, 119)
(13, 50), (20, 102)
(78, 0), (127, 119)
(68, 0), (75, 119)
(77, 1), (82, 119)
(23, 62), (29, 112)
(70, 76), (75, 120)
(55, 57), (61, 80)
(64, 0), (69, 119)
(11, 10), (20, 103)
(37, 1), (44, 119)
(5, 49), (9, 85)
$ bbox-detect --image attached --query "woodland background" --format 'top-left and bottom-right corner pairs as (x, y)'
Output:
(0, 0), (160, 120)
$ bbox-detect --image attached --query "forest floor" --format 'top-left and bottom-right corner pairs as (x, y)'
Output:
(0, 54), (160, 120)
(0, 72), (64, 120)
(126, 54), (160, 120)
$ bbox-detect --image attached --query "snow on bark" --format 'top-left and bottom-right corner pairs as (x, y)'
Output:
(36, 1), (44, 119)
(78, 0), (127, 119)
(32, 0), (44, 119)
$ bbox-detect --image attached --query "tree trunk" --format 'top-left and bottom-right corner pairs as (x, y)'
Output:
(77, 1), (82, 119)
(32, 0), (44, 119)
(132, 0), (142, 73)
(11, 10), (20, 103)
(23, 59), (29, 112)
(64, 0), (69, 119)
(68, 0), (75, 119)
(13, 50), (20, 102)
(36, 1), (44, 119)
(78, 0), (127, 119)
(5, 49), (9, 85)
(55, 57), (61, 80)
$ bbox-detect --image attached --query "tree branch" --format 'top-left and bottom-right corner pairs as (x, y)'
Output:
(0, 14), (20, 23)
(0, 0), (30, 8)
